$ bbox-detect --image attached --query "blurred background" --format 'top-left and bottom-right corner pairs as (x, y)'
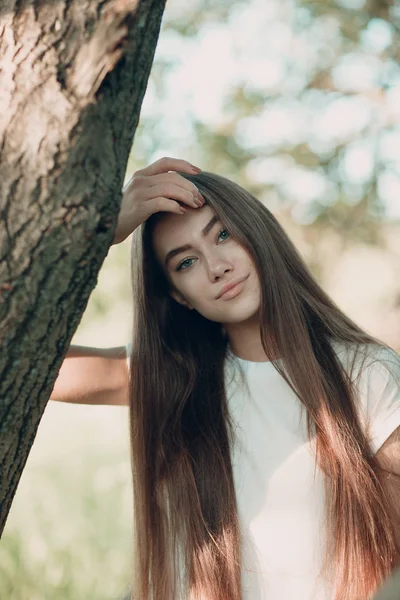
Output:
(1, 0), (399, 597)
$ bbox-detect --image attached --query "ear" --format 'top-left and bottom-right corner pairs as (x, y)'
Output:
(169, 288), (194, 310)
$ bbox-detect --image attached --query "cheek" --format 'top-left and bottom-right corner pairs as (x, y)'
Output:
(183, 280), (205, 304)
(170, 275), (202, 305)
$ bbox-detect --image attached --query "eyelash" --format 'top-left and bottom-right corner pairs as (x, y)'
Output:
(175, 229), (231, 272)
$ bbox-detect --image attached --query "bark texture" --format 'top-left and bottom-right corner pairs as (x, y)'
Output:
(0, 0), (166, 533)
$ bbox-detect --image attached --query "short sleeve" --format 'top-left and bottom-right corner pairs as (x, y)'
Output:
(355, 345), (400, 455)
(125, 342), (132, 373)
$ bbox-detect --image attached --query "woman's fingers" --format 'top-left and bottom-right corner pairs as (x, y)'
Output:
(142, 182), (204, 209)
(147, 171), (204, 202)
(134, 156), (201, 177)
(149, 197), (188, 216)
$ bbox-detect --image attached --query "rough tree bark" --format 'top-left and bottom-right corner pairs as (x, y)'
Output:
(0, 0), (166, 534)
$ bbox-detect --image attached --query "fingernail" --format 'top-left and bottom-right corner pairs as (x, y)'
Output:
(193, 189), (204, 203)
(191, 165), (201, 173)
(180, 207), (187, 214)
(194, 198), (203, 207)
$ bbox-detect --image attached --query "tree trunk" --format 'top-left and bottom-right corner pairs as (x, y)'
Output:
(0, 0), (166, 534)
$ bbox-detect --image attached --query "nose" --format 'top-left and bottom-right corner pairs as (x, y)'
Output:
(208, 261), (232, 281)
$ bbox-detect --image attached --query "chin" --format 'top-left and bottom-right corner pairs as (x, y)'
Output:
(215, 297), (260, 325)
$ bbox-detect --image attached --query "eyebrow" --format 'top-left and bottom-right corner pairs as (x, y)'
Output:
(164, 215), (220, 267)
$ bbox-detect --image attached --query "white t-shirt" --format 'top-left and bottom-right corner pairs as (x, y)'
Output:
(125, 340), (400, 600)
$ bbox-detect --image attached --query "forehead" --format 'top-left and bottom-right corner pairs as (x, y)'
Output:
(152, 204), (217, 261)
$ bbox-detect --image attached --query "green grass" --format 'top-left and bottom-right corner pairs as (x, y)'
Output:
(0, 403), (133, 600)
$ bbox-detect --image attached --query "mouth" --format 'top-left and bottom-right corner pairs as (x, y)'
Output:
(217, 274), (249, 300)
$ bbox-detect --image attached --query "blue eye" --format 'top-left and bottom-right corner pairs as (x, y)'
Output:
(175, 228), (231, 271)
(176, 258), (193, 271)
(218, 229), (230, 241)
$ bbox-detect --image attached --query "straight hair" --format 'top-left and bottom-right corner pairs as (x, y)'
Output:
(127, 171), (400, 600)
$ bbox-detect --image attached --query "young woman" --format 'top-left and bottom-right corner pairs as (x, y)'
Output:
(53, 157), (400, 600)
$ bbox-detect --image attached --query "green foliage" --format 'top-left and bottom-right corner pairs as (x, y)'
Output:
(131, 0), (400, 249)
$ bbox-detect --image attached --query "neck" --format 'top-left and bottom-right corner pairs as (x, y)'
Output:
(224, 318), (277, 363)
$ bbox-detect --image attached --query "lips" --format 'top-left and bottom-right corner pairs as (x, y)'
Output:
(216, 275), (249, 299)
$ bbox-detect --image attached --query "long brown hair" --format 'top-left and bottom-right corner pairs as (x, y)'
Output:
(128, 171), (400, 600)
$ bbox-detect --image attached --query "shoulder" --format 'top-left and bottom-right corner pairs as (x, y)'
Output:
(331, 340), (400, 454)
(331, 340), (400, 383)
(331, 340), (400, 411)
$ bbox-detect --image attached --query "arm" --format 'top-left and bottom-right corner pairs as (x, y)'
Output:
(50, 345), (129, 406)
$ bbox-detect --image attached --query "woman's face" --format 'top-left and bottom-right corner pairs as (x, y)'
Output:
(152, 204), (261, 325)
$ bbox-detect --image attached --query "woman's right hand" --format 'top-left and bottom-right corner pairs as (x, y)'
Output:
(113, 157), (205, 244)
